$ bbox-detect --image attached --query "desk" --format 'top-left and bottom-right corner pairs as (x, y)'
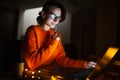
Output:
(0, 61), (120, 80)
(22, 65), (83, 80)
(22, 61), (120, 80)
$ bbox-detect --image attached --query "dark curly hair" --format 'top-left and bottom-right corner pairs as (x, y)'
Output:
(37, 0), (66, 24)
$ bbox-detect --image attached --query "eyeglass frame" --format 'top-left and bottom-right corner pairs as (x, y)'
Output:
(48, 12), (61, 21)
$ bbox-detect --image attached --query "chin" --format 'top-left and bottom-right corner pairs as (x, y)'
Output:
(51, 26), (55, 29)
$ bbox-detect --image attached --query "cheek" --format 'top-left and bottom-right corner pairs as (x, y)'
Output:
(45, 17), (52, 24)
(55, 21), (59, 24)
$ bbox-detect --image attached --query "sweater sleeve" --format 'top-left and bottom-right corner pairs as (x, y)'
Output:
(55, 41), (87, 69)
(20, 26), (59, 70)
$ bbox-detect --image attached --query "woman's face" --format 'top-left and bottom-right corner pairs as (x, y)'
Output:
(43, 7), (61, 29)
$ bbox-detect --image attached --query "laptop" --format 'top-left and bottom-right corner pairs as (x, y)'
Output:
(72, 47), (119, 80)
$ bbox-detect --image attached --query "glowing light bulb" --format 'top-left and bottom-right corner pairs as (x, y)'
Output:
(32, 71), (35, 74)
(24, 75), (27, 78)
(25, 69), (28, 72)
(38, 76), (41, 79)
(32, 75), (35, 78)
(38, 70), (41, 73)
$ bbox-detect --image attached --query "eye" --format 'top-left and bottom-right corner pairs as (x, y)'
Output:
(50, 14), (56, 20)
(48, 12), (61, 21)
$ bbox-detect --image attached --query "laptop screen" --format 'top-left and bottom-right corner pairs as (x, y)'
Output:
(86, 47), (119, 80)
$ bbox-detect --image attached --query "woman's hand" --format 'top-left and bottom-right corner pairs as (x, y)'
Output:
(53, 33), (60, 41)
(56, 37), (60, 41)
(86, 61), (97, 69)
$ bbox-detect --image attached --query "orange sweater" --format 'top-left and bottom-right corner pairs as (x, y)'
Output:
(20, 25), (87, 70)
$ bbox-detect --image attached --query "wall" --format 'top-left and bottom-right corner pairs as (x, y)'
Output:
(96, 0), (117, 56)
(0, 7), (17, 70)
(71, 8), (96, 59)
(70, 0), (118, 59)
(17, 7), (42, 40)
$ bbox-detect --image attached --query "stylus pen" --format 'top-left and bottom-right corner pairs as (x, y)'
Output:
(53, 26), (57, 38)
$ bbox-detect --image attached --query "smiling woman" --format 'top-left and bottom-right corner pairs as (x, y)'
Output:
(20, 0), (96, 71)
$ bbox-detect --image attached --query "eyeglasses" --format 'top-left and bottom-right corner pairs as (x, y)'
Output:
(49, 13), (61, 21)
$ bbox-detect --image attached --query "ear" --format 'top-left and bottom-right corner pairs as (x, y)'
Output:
(41, 11), (46, 19)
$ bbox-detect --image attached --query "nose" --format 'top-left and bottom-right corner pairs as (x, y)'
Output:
(53, 19), (59, 24)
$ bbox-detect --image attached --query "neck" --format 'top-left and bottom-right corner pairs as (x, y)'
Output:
(44, 25), (50, 31)
(40, 23), (50, 31)
(39, 21), (50, 31)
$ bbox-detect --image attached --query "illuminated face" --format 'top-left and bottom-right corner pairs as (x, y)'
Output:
(44, 7), (61, 29)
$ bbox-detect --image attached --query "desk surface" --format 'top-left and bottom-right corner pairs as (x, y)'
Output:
(22, 65), (84, 80)
(22, 61), (120, 80)
(0, 61), (120, 80)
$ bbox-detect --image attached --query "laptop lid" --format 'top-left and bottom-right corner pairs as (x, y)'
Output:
(86, 47), (119, 80)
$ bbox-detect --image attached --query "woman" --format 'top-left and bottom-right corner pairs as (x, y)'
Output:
(20, 0), (96, 70)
